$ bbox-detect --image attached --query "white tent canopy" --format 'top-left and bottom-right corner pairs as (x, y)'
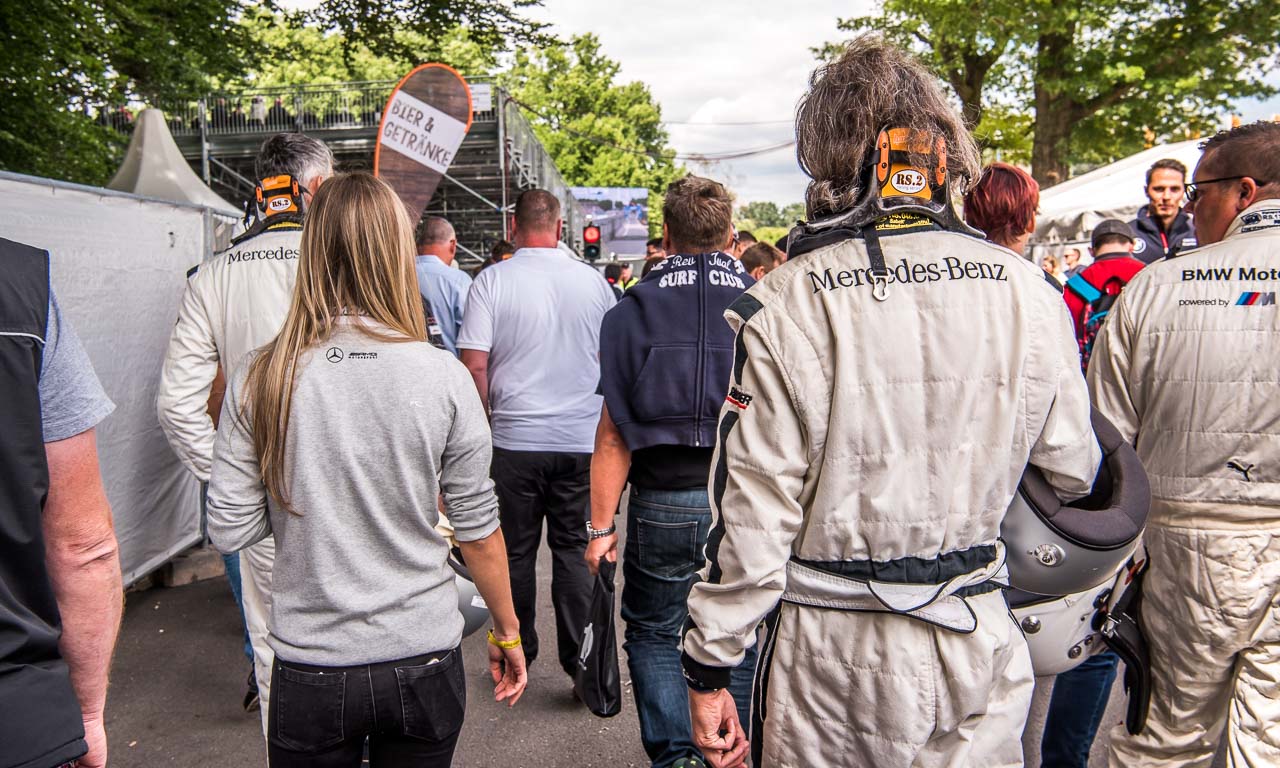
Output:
(1032, 139), (1203, 251)
(1, 171), (238, 585)
(108, 108), (239, 215)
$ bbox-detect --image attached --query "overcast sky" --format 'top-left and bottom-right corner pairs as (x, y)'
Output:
(527, 1), (1280, 205)
(527, 0), (864, 205)
(286, 0), (1280, 205)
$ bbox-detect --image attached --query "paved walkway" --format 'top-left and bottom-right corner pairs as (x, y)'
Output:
(106, 532), (1149, 767)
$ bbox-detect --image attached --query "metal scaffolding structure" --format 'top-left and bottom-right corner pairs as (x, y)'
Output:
(143, 78), (587, 266)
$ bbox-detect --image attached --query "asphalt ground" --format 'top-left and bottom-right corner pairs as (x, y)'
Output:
(106, 517), (1155, 768)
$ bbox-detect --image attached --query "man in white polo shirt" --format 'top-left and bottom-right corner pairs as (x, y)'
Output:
(458, 189), (616, 681)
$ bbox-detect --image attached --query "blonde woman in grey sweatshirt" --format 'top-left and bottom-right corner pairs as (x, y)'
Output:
(208, 173), (526, 768)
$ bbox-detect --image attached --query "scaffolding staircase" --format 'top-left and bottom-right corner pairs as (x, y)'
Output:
(145, 78), (586, 266)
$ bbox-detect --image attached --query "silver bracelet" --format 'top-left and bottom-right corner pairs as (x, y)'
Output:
(586, 521), (617, 539)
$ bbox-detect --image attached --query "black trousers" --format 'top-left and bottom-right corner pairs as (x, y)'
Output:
(267, 648), (464, 768)
(491, 447), (593, 676)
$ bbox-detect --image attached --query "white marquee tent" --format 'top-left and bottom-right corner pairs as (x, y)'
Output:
(108, 108), (239, 216)
(2, 155), (237, 583)
(1030, 139), (1202, 259)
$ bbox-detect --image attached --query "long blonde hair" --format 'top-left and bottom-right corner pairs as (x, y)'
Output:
(244, 172), (426, 511)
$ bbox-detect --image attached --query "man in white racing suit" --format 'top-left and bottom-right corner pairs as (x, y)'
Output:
(679, 36), (1101, 768)
(157, 133), (333, 736)
(1092, 122), (1280, 768)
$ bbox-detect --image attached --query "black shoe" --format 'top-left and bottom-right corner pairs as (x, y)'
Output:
(243, 669), (260, 712)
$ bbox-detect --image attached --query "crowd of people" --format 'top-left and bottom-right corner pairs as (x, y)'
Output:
(99, 96), (384, 136)
(3, 32), (1278, 768)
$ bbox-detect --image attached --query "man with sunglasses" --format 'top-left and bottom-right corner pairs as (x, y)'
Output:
(1130, 158), (1196, 263)
(1089, 120), (1280, 768)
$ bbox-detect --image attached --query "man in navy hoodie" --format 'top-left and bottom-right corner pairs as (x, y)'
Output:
(585, 175), (755, 768)
(1130, 158), (1196, 263)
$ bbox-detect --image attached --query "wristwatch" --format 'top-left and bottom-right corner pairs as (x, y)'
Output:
(586, 520), (617, 539)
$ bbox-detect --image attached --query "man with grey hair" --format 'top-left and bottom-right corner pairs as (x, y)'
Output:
(157, 132), (334, 737)
(680, 36), (1099, 767)
(414, 215), (471, 356)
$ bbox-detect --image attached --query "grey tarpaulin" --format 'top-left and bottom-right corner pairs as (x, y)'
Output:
(0, 170), (238, 585)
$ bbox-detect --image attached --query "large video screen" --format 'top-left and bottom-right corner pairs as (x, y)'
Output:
(571, 186), (650, 257)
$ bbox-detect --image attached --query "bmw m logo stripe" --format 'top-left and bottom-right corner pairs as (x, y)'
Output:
(1236, 292), (1276, 306)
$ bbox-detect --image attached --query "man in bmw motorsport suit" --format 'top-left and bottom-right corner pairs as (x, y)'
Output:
(679, 37), (1101, 768)
(157, 132), (333, 737)
(1091, 121), (1280, 768)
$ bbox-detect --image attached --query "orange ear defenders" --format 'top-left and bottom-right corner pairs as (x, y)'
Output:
(875, 128), (948, 202)
(255, 175), (304, 217)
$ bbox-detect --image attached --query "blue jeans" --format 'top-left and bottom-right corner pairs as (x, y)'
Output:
(621, 486), (757, 768)
(1040, 650), (1120, 768)
(222, 552), (253, 663)
(206, 484), (253, 664)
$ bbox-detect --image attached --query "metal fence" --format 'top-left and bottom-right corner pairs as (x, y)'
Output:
(500, 98), (586, 244)
(101, 76), (589, 252)
(153, 78), (498, 137)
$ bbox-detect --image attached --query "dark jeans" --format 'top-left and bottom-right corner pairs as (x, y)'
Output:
(267, 648), (464, 768)
(622, 486), (757, 768)
(1040, 650), (1120, 768)
(491, 447), (593, 676)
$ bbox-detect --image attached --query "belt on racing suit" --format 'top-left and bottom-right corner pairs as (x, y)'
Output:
(750, 542), (1009, 763)
(780, 541), (1009, 634)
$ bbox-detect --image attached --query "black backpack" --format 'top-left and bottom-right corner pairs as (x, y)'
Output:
(1066, 273), (1124, 374)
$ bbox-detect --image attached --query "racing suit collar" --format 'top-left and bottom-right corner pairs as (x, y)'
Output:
(1222, 197), (1280, 240)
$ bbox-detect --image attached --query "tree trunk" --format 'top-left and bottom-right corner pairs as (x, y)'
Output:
(952, 72), (984, 129)
(1031, 29), (1076, 186)
(1031, 93), (1073, 187)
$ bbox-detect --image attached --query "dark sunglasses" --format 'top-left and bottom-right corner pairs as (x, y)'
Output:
(1184, 175), (1269, 203)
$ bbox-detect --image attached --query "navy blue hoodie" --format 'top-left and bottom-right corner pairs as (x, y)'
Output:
(599, 252), (754, 451)
(1131, 204), (1196, 263)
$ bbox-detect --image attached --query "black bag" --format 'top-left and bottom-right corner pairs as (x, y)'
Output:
(573, 559), (622, 717)
(1100, 558), (1152, 735)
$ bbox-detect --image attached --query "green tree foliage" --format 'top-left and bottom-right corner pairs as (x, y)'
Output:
(1, 0), (258, 183)
(500, 35), (682, 195)
(781, 202), (807, 226)
(735, 202), (806, 235)
(300, 0), (550, 65)
(738, 226), (789, 249)
(0, 0), (545, 185)
(236, 9), (498, 88)
(828, 0), (1280, 184)
(738, 201), (786, 227)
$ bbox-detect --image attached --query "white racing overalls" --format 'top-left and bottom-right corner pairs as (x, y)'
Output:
(1089, 199), (1280, 768)
(681, 215), (1101, 767)
(157, 220), (302, 738)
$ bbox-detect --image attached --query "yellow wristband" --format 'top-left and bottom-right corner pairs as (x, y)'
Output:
(487, 630), (521, 650)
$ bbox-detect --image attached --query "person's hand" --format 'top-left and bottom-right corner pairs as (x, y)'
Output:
(78, 715), (108, 768)
(689, 688), (749, 768)
(488, 634), (528, 707)
(584, 532), (618, 575)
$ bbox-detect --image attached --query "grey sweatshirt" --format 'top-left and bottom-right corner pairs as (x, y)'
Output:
(207, 319), (499, 666)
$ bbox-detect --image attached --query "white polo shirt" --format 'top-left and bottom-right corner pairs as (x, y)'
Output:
(457, 246), (616, 452)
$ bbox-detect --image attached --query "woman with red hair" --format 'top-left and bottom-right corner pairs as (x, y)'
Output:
(964, 162), (1040, 256)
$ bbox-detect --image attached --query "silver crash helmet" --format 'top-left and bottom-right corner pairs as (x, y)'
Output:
(1008, 545), (1149, 677)
(1001, 408), (1150, 596)
(1008, 582), (1111, 676)
(448, 550), (490, 638)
